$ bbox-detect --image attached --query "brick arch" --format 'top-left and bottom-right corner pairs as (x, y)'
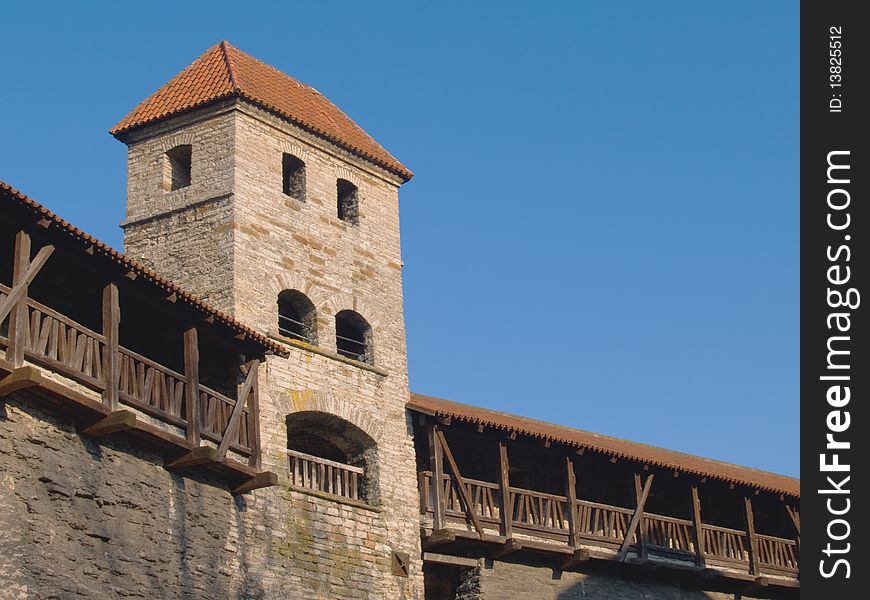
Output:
(267, 273), (329, 313)
(323, 293), (382, 334)
(278, 140), (312, 164)
(157, 131), (197, 153)
(280, 389), (384, 444)
(334, 166), (362, 188)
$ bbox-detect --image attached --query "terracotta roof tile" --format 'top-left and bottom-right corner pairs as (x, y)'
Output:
(408, 393), (799, 498)
(1, 181), (287, 357)
(111, 41), (412, 181)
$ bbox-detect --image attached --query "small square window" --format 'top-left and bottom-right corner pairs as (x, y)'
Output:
(164, 145), (192, 191)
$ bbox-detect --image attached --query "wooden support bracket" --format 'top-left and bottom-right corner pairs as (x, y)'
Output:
(423, 552), (480, 569)
(165, 446), (219, 471)
(231, 471), (278, 495)
(618, 473), (654, 562)
(422, 529), (456, 548)
(0, 366), (45, 397)
(492, 539), (522, 559)
(560, 548), (590, 570)
(82, 410), (137, 437)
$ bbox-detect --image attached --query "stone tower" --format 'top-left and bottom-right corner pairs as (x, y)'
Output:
(112, 42), (422, 599)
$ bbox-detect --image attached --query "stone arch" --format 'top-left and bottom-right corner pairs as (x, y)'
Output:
(323, 293), (382, 334)
(267, 273), (330, 316)
(278, 140), (312, 165)
(281, 390), (384, 444)
(157, 131), (197, 153)
(334, 166), (361, 188)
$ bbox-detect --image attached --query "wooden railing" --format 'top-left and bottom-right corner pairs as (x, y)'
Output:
(199, 385), (252, 455)
(287, 449), (363, 500)
(119, 347), (186, 427)
(23, 297), (106, 390)
(419, 471), (798, 576)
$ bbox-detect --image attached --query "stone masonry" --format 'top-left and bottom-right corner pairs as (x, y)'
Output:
(121, 96), (422, 599)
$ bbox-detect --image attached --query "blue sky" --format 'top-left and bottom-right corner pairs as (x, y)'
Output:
(0, 2), (798, 476)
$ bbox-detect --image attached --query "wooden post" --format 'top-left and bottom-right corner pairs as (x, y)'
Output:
(247, 362), (262, 470)
(618, 473), (654, 561)
(183, 327), (201, 446)
(428, 425), (445, 531)
(691, 485), (706, 568)
(565, 456), (580, 549)
(216, 360), (258, 460)
(744, 496), (759, 575)
(101, 282), (120, 409)
(7, 231), (31, 367)
(498, 441), (513, 538)
(437, 429), (484, 538)
(785, 504), (800, 552)
(634, 473), (648, 560)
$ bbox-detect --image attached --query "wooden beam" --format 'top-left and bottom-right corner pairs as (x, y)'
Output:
(565, 456), (580, 548)
(0, 365), (45, 397)
(560, 548), (590, 570)
(165, 446), (218, 471)
(231, 471), (278, 494)
(691, 485), (706, 568)
(498, 441), (513, 538)
(215, 360), (259, 460)
(422, 529), (456, 548)
(82, 410), (137, 437)
(436, 428), (484, 538)
(785, 504), (801, 535)
(634, 473), (648, 560)
(492, 539), (522, 559)
(428, 425), (445, 531)
(618, 473), (654, 561)
(246, 362), (262, 471)
(422, 552), (480, 569)
(744, 497), (759, 575)
(101, 282), (120, 410)
(0, 239), (55, 324)
(183, 327), (201, 446)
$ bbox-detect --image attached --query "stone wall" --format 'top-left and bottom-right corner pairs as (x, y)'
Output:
(0, 394), (413, 599)
(449, 561), (770, 600)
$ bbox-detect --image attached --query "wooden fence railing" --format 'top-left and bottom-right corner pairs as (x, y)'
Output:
(419, 471), (798, 576)
(287, 449), (363, 500)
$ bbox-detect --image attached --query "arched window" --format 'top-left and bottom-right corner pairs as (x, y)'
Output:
(277, 290), (317, 344)
(337, 179), (359, 224)
(335, 310), (372, 364)
(282, 153), (306, 201)
(286, 411), (378, 503)
(164, 145), (192, 191)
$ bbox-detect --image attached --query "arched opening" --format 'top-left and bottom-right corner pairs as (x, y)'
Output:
(164, 144), (192, 191)
(282, 153), (306, 200)
(335, 309), (372, 364)
(336, 178), (359, 224)
(286, 411), (378, 503)
(277, 290), (317, 344)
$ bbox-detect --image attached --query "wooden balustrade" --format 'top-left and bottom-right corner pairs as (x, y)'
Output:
(288, 449), (363, 500)
(418, 470), (798, 578)
(118, 347), (186, 426)
(199, 384), (252, 455)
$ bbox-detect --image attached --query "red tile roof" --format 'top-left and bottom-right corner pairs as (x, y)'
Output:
(1, 181), (287, 357)
(110, 41), (412, 181)
(408, 393), (799, 498)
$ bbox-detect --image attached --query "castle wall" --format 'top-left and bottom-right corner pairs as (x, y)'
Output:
(450, 561), (768, 600)
(0, 394), (417, 600)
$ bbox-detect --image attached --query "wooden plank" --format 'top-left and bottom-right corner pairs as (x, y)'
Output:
(498, 441), (513, 538)
(428, 425), (445, 531)
(215, 360), (258, 460)
(101, 282), (120, 410)
(691, 485), (706, 568)
(6, 232), (31, 367)
(183, 327), (200, 446)
(565, 456), (580, 548)
(744, 497), (759, 575)
(0, 365), (44, 396)
(422, 552), (480, 568)
(82, 410), (137, 437)
(618, 473), (654, 561)
(231, 471), (278, 494)
(436, 428), (484, 538)
(247, 365), (262, 470)
(634, 473), (648, 560)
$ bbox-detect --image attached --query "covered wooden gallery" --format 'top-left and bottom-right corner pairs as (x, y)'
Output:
(0, 181), (286, 493)
(409, 393), (800, 597)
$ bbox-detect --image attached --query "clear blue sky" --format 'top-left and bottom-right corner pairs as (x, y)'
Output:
(0, 2), (798, 476)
